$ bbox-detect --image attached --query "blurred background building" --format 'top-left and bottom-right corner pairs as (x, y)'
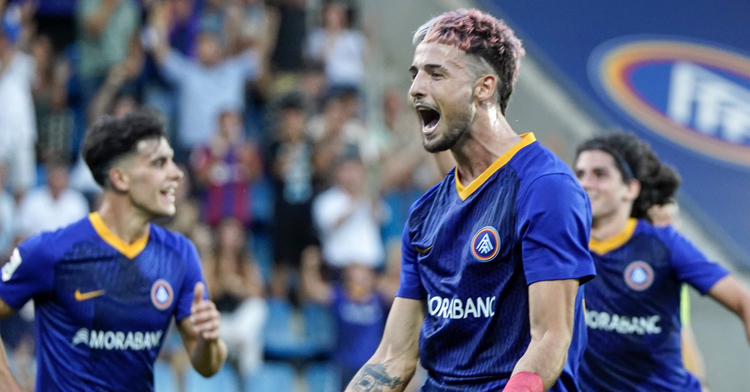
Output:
(0, 0), (748, 390)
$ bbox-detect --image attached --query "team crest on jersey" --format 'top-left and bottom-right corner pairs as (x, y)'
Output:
(624, 261), (654, 291)
(151, 279), (174, 310)
(471, 226), (500, 262)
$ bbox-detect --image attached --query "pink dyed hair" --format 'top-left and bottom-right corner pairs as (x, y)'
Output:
(413, 9), (525, 114)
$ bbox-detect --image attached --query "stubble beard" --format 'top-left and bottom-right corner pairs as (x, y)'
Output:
(422, 109), (473, 153)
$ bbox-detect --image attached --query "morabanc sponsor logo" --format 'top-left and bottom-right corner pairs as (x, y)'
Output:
(72, 328), (163, 351)
(585, 310), (661, 335)
(428, 295), (496, 319)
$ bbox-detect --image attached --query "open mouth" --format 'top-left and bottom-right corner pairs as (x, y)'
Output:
(417, 107), (441, 135)
(160, 187), (176, 203)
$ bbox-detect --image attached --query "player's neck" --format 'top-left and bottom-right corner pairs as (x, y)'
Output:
(96, 194), (152, 244)
(452, 111), (520, 187)
(591, 207), (632, 242)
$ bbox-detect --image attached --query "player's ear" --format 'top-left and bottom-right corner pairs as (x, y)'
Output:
(109, 166), (131, 193)
(474, 74), (497, 103)
(624, 178), (641, 202)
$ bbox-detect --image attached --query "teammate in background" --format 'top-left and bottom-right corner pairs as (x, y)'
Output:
(346, 9), (595, 392)
(0, 109), (227, 392)
(574, 133), (750, 392)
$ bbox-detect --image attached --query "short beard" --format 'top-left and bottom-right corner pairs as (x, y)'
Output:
(422, 107), (473, 153)
(423, 126), (464, 153)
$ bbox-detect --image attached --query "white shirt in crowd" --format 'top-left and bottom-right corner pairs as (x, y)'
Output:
(16, 187), (89, 237)
(0, 52), (37, 191)
(313, 186), (384, 269)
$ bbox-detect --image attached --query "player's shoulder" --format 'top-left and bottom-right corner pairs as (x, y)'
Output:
(512, 141), (578, 185)
(638, 219), (687, 249)
(16, 215), (94, 262)
(511, 142), (584, 205)
(148, 224), (196, 256)
(406, 169), (453, 224)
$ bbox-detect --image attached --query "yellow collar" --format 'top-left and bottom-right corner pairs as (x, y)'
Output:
(89, 212), (149, 259)
(455, 133), (537, 201)
(589, 218), (638, 255)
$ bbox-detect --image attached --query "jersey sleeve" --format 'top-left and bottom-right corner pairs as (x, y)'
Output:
(0, 234), (55, 309)
(517, 174), (596, 285)
(174, 239), (207, 322)
(395, 221), (426, 300)
(664, 227), (729, 295)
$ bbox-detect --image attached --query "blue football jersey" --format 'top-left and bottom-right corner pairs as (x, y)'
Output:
(397, 133), (596, 391)
(580, 218), (729, 392)
(0, 213), (205, 392)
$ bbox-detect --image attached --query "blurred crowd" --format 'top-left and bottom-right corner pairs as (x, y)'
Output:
(0, 0), (442, 390)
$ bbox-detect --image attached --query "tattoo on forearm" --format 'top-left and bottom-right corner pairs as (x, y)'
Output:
(349, 363), (404, 392)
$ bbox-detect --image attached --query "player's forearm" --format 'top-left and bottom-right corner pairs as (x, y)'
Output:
(737, 293), (750, 344)
(0, 340), (23, 392)
(345, 355), (416, 392)
(512, 330), (571, 390)
(708, 275), (750, 344)
(0, 373), (23, 392)
(190, 338), (227, 377)
(345, 316), (419, 390)
(345, 298), (423, 391)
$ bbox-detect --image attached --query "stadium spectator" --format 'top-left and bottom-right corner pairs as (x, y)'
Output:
(312, 155), (385, 270)
(147, 3), (262, 156)
(204, 218), (267, 376)
(87, 34), (145, 124)
(269, 94), (317, 298)
(75, 0), (139, 105)
(301, 245), (389, 389)
(31, 34), (74, 162)
(165, 0), (201, 57)
(305, 1), (367, 91)
(308, 91), (367, 189)
(15, 155), (89, 239)
(234, 0), (279, 58)
(190, 109), (263, 227)
(269, 0), (307, 87)
(0, 11), (37, 198)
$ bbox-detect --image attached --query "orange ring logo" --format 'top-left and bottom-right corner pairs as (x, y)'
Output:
(471, 226), (500, 262)
(590, 38), (750, 166)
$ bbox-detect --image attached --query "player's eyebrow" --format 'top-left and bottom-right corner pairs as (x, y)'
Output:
(409, 63), (449, 75)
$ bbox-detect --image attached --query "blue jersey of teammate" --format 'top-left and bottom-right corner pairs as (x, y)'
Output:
(580, 218), (729, 392)
(396, 133), (596, 391)
(0, 213), (205, 392)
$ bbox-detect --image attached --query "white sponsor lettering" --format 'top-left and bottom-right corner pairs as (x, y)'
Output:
(73, 328), (163, 351)
(585, 310), (661, 335)
(668, 62), (750, 143)
(2, 248), (22, 282)
(428, 295), (496, 319)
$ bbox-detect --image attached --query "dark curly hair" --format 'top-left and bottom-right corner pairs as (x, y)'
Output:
(83, 108), (168, 188)
(576, 133), (681, 221)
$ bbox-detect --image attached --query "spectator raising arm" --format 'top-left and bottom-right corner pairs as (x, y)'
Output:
(300, 246), (333, 304)
(83, 0), (123, 39)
